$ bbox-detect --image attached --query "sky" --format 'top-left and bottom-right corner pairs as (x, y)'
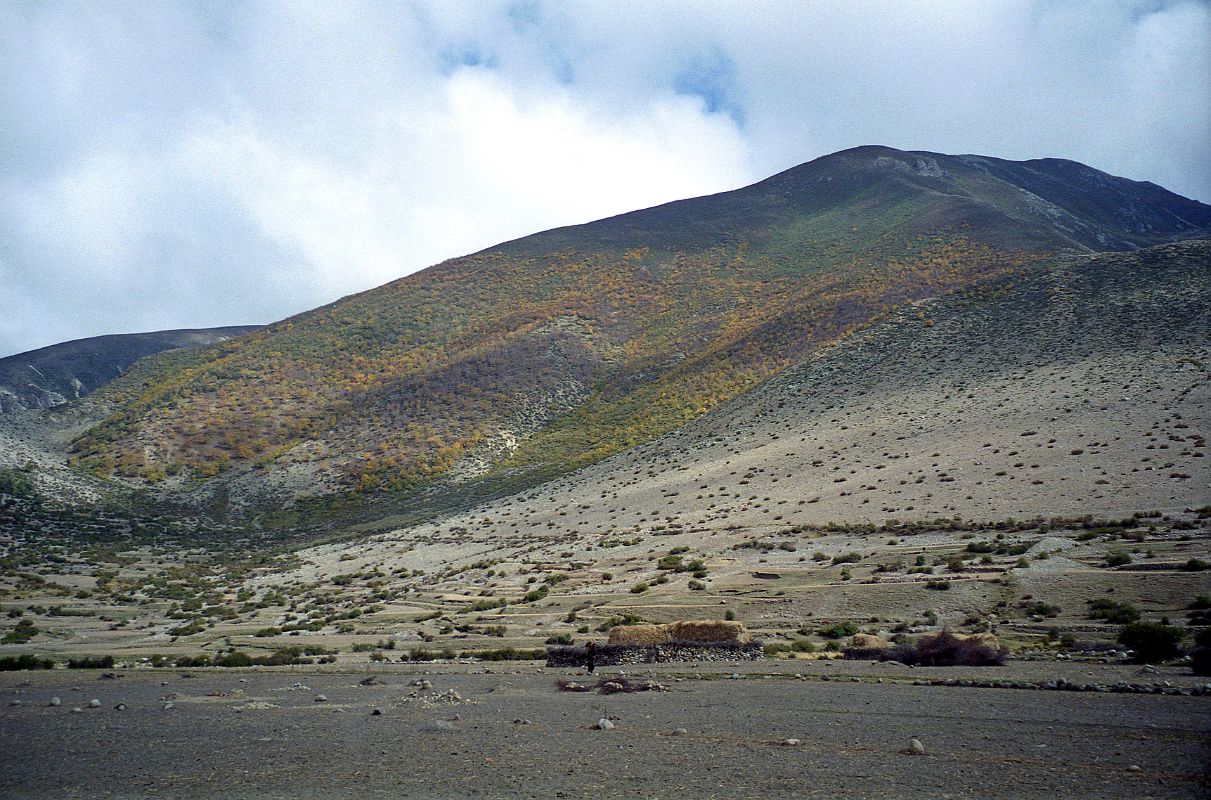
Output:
(2, 1), (1209, 357)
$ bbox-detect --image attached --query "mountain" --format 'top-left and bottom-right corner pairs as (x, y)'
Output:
(405, 239), (1209, 545)
(0, 326), (261, 414)
(272, 240), (1208, 629)
(39, 147), (1211, 521)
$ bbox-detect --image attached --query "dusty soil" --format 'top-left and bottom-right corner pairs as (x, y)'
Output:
(2, 661), (1208, 799)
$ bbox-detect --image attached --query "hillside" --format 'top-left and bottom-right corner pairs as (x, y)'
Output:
(6, 241), (1205, 670)
(43, 147), (1211, 518)
(0, 326), (261, 414)
(213, 239), (1204, 657)
(385, 239), (1210, 547)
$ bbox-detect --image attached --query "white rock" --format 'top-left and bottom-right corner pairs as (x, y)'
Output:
(48, 697), (61, 707)
(88, 699), (101, 708)
(596, 718), (615, 730)
(782, 738), (801, 746)
(909, 738), (926, 755)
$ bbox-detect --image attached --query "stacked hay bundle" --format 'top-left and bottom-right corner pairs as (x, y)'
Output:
(666, 620), (749, 644)
(606, 620), (749, 646)
(912, 631), (1007, 665)
(606, 624), (671, 646)
(843, 633), (891, 659)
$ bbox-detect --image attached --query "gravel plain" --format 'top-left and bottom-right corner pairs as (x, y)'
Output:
(2, 660), (1209, 799)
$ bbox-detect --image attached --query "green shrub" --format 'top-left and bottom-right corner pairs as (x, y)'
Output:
(0, 467), (37, 498)
(817, 621), (859, 639)
(1105, 550), (1132, 567)
(1087, 598), (1139, 624)
(831, 552), (862, 565)
(0, 654), (54, 671)
(595, 613), (643, 632)
(1182, 558), (1208, 572)
(925, 580), (951, 591)
(1191, 628), (1211, 677)
(211, 651), (254, 668)
(2, 619), (38, 644)
(629, 582), (648, 594)
(764, 639), (816, 657)
(1117, 622), (1184, 664)
(67, 655), (115, 669)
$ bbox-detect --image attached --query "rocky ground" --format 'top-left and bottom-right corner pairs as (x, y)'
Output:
(2, 660), (1208, 799)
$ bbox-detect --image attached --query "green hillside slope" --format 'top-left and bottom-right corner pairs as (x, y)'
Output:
(66, 147), (1211, 517)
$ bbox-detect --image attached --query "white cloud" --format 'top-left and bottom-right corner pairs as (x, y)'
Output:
(1, 0), (1207, 356)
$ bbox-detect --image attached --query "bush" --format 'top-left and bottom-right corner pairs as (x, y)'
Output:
(0, 466), (37, 498)
(764, 639), (816, 656)
(211, 651), (254, 668)
(1105, 550), (1132, 567)
(1087, 598), (1139, 624)
(2, 619), (38, 644)
(404, 647), (438, 662)
(1182, 558), (1208, 572)
(878, 631), (1007, 666)
(67, 655), (115, 669)
(925, 580), (951, 591)
(1191, 629), (1211, 677)
(629, 582), (648, 594)
(831, 552), (862, 565)
(817, 621), (859, 639)
(0, 654), (54, 671)
(1117, 622), (1184, 664)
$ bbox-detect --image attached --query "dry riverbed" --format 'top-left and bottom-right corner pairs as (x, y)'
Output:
(2, 660), (1208, 799)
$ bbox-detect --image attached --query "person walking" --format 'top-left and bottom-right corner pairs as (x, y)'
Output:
(585, 641), (597, 674)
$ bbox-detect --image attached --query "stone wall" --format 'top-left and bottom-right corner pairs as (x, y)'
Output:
(546, 640), (763, 668)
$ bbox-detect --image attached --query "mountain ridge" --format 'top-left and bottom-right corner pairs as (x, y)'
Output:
(7, 146), (1209, 527)
(0, 326), (262, 414)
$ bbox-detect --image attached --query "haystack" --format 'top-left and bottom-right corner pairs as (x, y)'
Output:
(606, 619), (749, 646)
(667, 620), (749, 643)
(849, 633), (888, 650)
(964, 632), (1001, 649)
(606, 623), (670, 646)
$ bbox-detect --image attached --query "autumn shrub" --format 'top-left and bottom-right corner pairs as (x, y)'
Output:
(873, 632), (1006, 666)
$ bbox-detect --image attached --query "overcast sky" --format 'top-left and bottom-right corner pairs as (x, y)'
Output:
(2, 1), (1208, 357)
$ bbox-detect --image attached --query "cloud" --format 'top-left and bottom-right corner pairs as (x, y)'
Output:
(1, 0), (1207, 356)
